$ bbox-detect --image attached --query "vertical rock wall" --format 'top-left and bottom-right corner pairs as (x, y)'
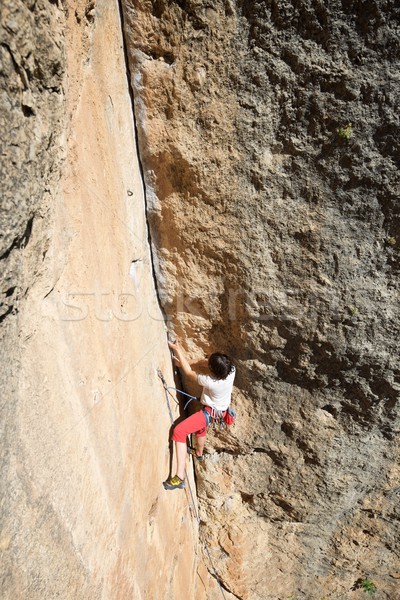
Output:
(122, 1), (400, 599)
(1, 1), (199, 598)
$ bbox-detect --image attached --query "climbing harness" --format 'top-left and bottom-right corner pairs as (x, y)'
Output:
(158, 369), (227, 600)
(203, 406), (237, 429)
(156, 370), (237, 427)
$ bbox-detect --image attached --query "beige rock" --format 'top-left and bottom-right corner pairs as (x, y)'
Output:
(1, 1), (200, 598)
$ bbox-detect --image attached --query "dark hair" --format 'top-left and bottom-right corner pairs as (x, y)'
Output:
(208, 353), (235, 380)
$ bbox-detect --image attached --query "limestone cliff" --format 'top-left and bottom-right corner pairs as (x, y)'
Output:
(1, 1), (199, 598)
(2, 1), (399, 599)
(122, 1), (400, 599)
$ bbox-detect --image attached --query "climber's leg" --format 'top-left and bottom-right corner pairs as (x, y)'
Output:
(175, 441), (187, 480)
(195, 434), (206, 457)
(164, 410), (207, 490)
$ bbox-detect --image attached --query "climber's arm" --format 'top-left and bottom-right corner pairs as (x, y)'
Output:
(168, 340), (198, 382)
(188, 357), (208, 367)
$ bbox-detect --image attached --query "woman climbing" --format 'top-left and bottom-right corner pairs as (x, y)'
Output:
(163, 339), (236, 491)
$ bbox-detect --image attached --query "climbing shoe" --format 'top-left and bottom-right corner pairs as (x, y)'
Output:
(187, 447), (204, 462)
(163, 475), (185, 490)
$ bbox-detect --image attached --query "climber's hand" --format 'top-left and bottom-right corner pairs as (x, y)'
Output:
(167, 340), (197, 381)
(168, 340), (179, 352)
(168, 340), (181, 366)
(172, 356), (182, 368)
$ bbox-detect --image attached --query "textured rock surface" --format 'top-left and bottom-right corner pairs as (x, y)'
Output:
(1, 1), (199, 598)
(123, 1), (400, 598)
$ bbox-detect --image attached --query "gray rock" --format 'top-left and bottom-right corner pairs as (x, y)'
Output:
(123, 0), (400, 597)
(0, 0), (65, 321)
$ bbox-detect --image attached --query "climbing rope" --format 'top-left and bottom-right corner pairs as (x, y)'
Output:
(164, 379), (198, 411)
(157, 370), (227, 600)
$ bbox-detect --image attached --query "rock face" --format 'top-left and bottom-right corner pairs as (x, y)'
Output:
(2, 1), (399, 598)
(1, 1), (199, 598)
(122, 1), (400, 598)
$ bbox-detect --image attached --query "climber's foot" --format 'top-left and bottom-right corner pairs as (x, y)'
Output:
(163, 475), (185, 490)
(187, 447), (204, 462)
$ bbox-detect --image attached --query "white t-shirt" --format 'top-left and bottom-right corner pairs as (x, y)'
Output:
(197, 368), (236, 411)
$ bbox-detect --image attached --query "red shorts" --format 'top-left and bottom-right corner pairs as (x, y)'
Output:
(171, 409), (208, 443)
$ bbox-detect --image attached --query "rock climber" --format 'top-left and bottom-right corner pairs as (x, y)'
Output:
(163, 339), (236, 491)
